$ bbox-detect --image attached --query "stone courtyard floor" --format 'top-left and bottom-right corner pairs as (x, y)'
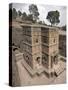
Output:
(16, 59), (66, 86)
(52, 70), (66, 85)
(13, 49), (66, 86)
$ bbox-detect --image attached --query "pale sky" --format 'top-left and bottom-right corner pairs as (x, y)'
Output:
(12, 3), (66, 26)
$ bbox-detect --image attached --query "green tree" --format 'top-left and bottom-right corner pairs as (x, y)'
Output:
(12, 8), (17, 19)
(46, 10), (60, 26)
(38, 21), (43, 24)
(29, 4), (39, 22)
(22, 12), (27, 20)
(18, 10), (22, 17)
(27, 14), (33, 21)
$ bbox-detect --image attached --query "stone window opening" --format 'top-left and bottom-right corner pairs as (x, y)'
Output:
(42, 57), (47, 64)
(54, 55), (58, 65)
(26, 55), (29, 60)
(36, 57), (40, 64)
(36, 38), (38, 43)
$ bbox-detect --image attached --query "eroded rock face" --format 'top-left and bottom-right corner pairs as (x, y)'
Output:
(12, 51), (21, 86)
(59, 35), (66, 57)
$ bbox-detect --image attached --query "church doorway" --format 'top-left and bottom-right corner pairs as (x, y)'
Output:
(54, 55), (58, 65)
(36, 57), (40, 64)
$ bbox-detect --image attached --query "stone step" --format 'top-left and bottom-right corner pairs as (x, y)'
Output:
(15, 53), (23, 62)
(15, 52), (36, 76)
(55, 66), (65, 76)
(21, 58), (36, 76)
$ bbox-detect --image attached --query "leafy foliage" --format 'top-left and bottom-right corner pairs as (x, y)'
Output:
(27, 14), (33, 21)
(46, 10), (60, 26)
(18, 10), (22, 16)
(29, 4), (39, 22)
(22, 12), (28, 20)
(12, 8), (17, 19)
